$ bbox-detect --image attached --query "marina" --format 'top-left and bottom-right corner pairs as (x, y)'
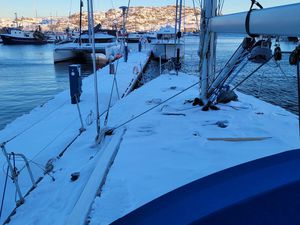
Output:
(0, 0), (300, 225)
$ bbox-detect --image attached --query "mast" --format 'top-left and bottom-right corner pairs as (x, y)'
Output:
(174, 0), (183, 43)
(87, 0), (92, 44)
(79, 0), (83, 46)
(87, 0), (101, 141)
(199, 0), (217, 100)
(174, 0), (179, 42)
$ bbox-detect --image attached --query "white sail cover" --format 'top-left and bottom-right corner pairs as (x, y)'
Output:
(210, 3), (300, 37)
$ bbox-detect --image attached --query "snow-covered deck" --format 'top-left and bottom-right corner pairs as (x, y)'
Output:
(88, 73), (300, 224)
(1, 60), (299, 224)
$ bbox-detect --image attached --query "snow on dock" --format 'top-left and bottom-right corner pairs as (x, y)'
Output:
(0, 51), (150, 224)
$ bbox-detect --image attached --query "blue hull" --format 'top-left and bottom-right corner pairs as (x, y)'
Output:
(112, 148), (300, 225)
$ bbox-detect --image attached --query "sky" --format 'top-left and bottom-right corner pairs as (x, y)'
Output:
(0, 0), (299, 18)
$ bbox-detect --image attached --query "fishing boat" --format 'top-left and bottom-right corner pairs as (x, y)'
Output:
(1, 1), (300, 225)
(0, 27), (47, 45)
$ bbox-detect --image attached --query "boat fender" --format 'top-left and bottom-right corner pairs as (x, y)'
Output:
(289, 46), (300, 65)
(274, 46), (282, 61)
(177, 31), (182, 39)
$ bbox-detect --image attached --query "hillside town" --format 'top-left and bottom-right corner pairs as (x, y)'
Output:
(0, 5), (200, 32)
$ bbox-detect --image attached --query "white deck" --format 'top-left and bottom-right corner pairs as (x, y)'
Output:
(1, 57), (299, 225)
(88, 73), (300, 224)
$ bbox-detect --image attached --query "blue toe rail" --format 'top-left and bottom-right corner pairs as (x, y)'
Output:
(111, 149), (300, 225)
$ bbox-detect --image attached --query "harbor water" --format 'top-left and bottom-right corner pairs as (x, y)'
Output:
(0, 36), (298, 131)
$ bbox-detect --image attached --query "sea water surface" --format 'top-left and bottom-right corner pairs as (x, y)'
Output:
(183, 35), (298, 114)
(0, 44), (93, 131)
(0, 36), (298, 131)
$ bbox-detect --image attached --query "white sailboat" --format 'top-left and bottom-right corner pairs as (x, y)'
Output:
(53, 1), (119, 63)
(1, 1), (300, 225)
(53, 32), (118, 63)
(151, 0), (185, 61)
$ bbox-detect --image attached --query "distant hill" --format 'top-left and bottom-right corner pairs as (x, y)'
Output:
(68, 5), (200, 32)
(0, 6), (200, 32)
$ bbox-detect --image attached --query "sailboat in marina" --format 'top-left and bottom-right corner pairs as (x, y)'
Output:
(151, 1), (185, 61)
(53, 1), (119, 63)
(1, 1), (300, 224)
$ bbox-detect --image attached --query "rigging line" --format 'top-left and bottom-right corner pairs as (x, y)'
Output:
(112, 58), (121, 100)
(0, 161), (9, 219)
(207, 48), (250, 93)
(30, 117), (79, 161)
(231, 56), (273, 91)
(207, 42), (246, 89)
(112, 81), (200, 131)
(17, 116), (79, 174)
(104, 63), (119, 126)
(110, 0), (115, 9)
(19, 107), (110, 173)
(210, 57), (249, 100)
(29, 160), (55, 181)
(271, 60), (288, 79)
(3, 99), (70, 144)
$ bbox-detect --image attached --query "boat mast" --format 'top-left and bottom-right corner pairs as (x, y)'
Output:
(79, 0), (83, 46)
(119, 6), (128, 47)
(199, 0), (217, 100)
(87, 0), (92, 44)
(174, 0), (183, 43)
(87, 0), (101, 141)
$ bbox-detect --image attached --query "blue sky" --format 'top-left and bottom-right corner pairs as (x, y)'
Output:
(0, 0), (299, 18)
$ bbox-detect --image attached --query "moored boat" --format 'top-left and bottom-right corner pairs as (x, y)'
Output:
(0, 28), (47, 45)
(151, 25), (184, 61)
(53, 31), (119, 63)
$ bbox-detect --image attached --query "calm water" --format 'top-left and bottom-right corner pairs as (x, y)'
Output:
(0, 36), (298, 131)
(0, 44), (93, 131)
(183, 35), (299, 114)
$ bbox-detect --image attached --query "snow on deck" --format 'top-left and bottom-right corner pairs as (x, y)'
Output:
(0, 51), (149, 224)
(1, 57), (299, 225)
(88, 73), (300, 224)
